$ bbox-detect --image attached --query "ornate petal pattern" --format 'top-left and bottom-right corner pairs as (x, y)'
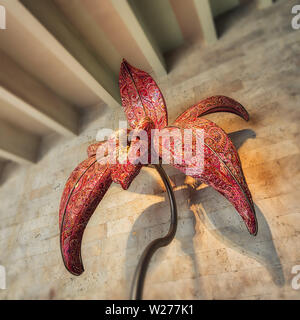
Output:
(59, 157), (112, 275)
(174, 95), (249, 125)
(119, 59), (168, 129)
(155, 118), (257, 235)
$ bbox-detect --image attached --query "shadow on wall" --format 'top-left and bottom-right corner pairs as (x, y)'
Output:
(0, 161), (20, 186)
(124, 128), (284, 298)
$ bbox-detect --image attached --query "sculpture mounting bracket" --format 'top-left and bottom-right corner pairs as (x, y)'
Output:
(130, 164), (178, 300)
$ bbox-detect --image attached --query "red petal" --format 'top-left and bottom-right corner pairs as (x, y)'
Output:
(59, 157), (112, 275)
(154, 119), (257, 235)
(119, 59), (168, 129)
(174, 96), (249, 124)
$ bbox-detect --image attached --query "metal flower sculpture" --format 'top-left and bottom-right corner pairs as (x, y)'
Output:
(59, 60), (257, 298)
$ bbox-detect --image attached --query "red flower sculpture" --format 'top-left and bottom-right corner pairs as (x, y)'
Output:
(59, 60), (257, 276)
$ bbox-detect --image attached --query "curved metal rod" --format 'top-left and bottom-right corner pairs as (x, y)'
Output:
(130, 164), (178, 300)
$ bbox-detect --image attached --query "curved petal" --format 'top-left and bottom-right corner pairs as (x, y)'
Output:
(59, 157), (112, 275)
(119, 59), (168, 129)
(174, 96), (249, 125)
(153, 119), (257, 235)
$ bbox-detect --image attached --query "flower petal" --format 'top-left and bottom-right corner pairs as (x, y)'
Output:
(119, 59), (168, 129)
(154, 119), (257, 235)
(174, 95), (249, 124)
(59, 157), (112, 275)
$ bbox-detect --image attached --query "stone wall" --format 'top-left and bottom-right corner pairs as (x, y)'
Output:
(0, 0), (300, 299)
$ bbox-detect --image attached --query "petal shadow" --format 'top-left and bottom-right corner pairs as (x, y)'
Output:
(189, 185), (285, 287)
(228, 129), (256, 150)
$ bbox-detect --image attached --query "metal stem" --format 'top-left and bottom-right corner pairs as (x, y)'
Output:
(130, 164), (178, 300)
